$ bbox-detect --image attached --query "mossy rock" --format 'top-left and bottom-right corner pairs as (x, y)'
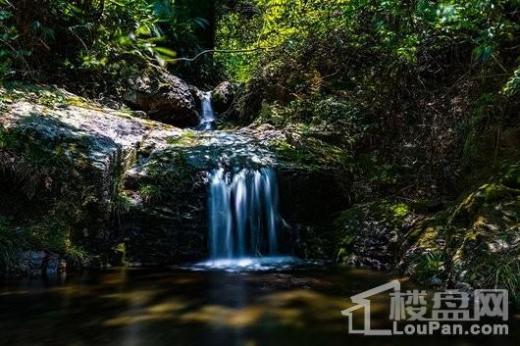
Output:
(334, 199), (412, 270)
(399, 211), (452, 284)
(400, 167), (520, 302)
(447, 181), (520, 298)
(0, 84), (153, 273)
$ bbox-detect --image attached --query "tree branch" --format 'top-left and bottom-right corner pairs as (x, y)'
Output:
(171, 45), (280, 62)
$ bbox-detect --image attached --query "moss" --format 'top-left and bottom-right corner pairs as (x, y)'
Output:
(398, 164), (520, 304)
(334, 199), (412, 267)
(0, 82), (109, 112)
(271, 135), (350, 170)
(392, 203), (409, 217)
(450, 182), (520, 225)
(166, 130), (202, 147)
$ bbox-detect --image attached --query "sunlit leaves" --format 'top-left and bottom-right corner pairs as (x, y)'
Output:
(218, 0), (520, 83)
(503, 65), (520, 97)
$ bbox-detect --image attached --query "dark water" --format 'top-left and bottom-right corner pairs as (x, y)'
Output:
(0, 266), (518, 346)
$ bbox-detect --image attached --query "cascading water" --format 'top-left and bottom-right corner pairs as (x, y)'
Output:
(208, 167), (280, 259)
(197, 92), (216, 131)
(191, 90), (300, 271)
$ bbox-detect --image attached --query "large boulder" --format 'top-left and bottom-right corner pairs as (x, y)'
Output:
(333, 163), (520, 302)
(125, 71), (201, 127)
(211, 81), (236, 114)
(0, 85), (152, 272)
(400, 172), (520, 292)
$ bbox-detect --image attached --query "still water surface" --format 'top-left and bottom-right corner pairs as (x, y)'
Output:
(0, 266), (518, 346)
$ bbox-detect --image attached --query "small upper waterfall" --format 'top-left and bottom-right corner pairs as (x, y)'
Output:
(208, 167), (280, 259)
(197, 92), (216, 131)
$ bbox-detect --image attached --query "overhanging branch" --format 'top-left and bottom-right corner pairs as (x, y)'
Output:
(171, 45), (279, 63)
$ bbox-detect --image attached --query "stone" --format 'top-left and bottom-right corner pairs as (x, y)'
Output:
(44, 253), (62, 276)
(0, 86), (153, 270)
(17, 251), (46, 277)
(12, 250), (66, 277)
(125, 70), (200, 127)
(335, 200), (412, 270)
(211, 81), (236, 114)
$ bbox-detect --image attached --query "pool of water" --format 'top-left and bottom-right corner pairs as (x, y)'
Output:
(188, 256), (316, 272)
(0, 266), (518, 346)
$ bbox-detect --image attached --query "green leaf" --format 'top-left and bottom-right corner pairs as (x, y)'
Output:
(153, 46), (177, 58)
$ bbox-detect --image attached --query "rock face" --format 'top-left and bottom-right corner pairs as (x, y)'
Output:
(125, 71), (200, 127)
(334, 164), (520, 298)
(0, 86), (153, 273)
(120, 129), (208, 265)
(0, 98), (149, 220)
(119, 128), (351, 264)
(211, 81), (235, 114)
(0, 84), (352, 273)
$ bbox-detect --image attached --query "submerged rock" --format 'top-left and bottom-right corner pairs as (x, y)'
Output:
(12, 251), (66, 278)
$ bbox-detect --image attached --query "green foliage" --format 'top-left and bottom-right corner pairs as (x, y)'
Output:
(0, 0), (218, 90)
(494, 258), (520, 305)
(503, 65), (520, 97)
(414, 251), (445, 282)
(219, 0), (520, 82)
(139, 184), (164, 203)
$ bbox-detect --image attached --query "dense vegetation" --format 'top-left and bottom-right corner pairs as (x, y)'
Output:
(0, 0), (222, 92)
(1, 0), (520, 299)
(219, 0), (520, 195)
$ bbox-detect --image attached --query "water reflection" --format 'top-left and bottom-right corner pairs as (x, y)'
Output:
(0, 267), (518, 346)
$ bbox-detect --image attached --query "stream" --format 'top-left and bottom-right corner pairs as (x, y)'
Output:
(1, 267), (519, 346)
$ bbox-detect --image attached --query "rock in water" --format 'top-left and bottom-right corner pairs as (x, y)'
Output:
(125, 70), (201, 127)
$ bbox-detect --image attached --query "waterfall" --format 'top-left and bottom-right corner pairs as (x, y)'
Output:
(208, 167), (280, 259)
(198, 92), (216, 131)
(192, 90), (295, 269)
